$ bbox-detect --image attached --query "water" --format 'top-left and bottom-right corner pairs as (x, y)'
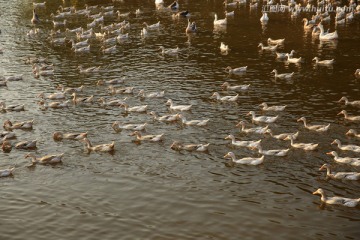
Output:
(1, 0), (360, 239)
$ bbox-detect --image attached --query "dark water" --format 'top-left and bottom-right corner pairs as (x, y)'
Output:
(1, 0), (360, 239)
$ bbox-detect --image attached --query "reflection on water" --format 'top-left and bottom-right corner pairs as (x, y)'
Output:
(1, 0), (360, 239)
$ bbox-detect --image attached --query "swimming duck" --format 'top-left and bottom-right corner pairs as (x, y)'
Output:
(221, 82), (250, 91)
(268, 38), (285, 45)
(112, 121), (147, 132)
(53, 20), (67, 28)
(2, 139), (12, 153)
(286, 54), (302, 64)
(252, 144), (290, 156)
(53, 131), (87, 141)
(284, 135), (318, 150)
(258, 43), (278, 51)
(137, 90), (165, 98)
(260, 12), (269, 23)
(31, 9), (40, 24)
(185, 19), (197, 33)
(224, 0), (238, 7)
(224, 134), (261, 148)
(78, 65), (100, 74)
(326, 151), (360, 166)
(101, 45), (117, 54)
(97, 78), (125, 85)
(259, 102), (286, 111)
(220, 42), (230, 52)
(297, 117), (330, 132)
(140, 28), (148, 37)
(338, 97), (360, 107)
(38, 99), (69, 110)
(71, 93), (94, 104)
(247, 111), (278, 123)
(122, 104), (148, 113)
(108, 86), (134, 95)
(129, 131), (164, 142)
(224, 152), (265, 165)
(302, 18), (314, 29)
(3, 119), (34, 131)
(148, 111), (180, 122)
(337, 110), (360, 121)
(177, 114), (209, 126)
(74, 45), (90, 53)
(312, 188), (360, 207)
(81, 138), (115, 152)
(210, 92), (238, 102)
(225, 11), (235, 17)
(15, 140), (37, 149)
(331, 139), (360, 153)
(25, 153), (63, 166)
(355, 69), (360, 77)
(319, 163), (360, 180)
(318, 23), (338, 40)
(33, 2), (46, 8)
(144, 21), (160, 30)
(0, 167), (15, 177)
(346, 129), (360, 138)
(166, 99), (192, 111)
(135, 9), (142, 15)
(37, 91), (66, 100)
(0, 102), (25, 112)
(0, 131), (16, 140)
(171, 141), (210, 152)
(265, 129), (299, 140)
(214, 14), (227, 26)
(312, 57), (335, 65)
(236, 121), (269, 134)
(225, 66), (247, 75)
(159, 46), (179, 55)
(116, 33), (129, 41)
(98, 97), (127, 107)
(271, 69), (294, 79)
(168, 1), (179, 9)
(276, 50), (295, 59)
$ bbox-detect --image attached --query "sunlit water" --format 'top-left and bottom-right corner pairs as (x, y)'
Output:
(1, 0), (360, 239)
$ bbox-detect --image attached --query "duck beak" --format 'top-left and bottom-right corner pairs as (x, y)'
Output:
(223, 153), (229, 158)
(312, 191), (318, 195)
(325, 152), (332, 155)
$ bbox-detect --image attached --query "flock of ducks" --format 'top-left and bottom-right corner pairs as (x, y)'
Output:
(0, 0), (360, 209)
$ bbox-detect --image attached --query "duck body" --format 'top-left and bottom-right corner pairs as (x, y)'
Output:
(285, 135), (318, 150)
(171, 141), (210, 152)
(271, 69), (294, 79)
(268, 38), (285, 45)
(225, 134), (261, 148)
(276, 50), (295, 59)
(138, 90), (165, 98)
(71, 93), (94, 104)
(26, 153), (64, 165)
(178, 114), (209, 126)
(265, 129), (299, 140)
(3, 119), (34, 131)
(149, 111), (179, 122)
(331, 139), (360, 153)
(210, 92), (238, 102)
(15, 140), (37, 149)
(166, 99), (192, 111)
(236, 121), (269, 134)
(0, 167), (15, 177)
(319, 163), (360, 180)
(318, 23), (338, 40)
(327, 151), (360, 166)
(225, 66), (247, 75)
(159, 46), (179, 55)
(130, 131), (163, 142)
(297, 117), (330, 132)
(224, 152), (264, 165)
(0, 102), (25, 112)
(259, 102), (286, 111)
(258, 43), (278, 51)
(221, 82), (250, 91)
(313, 188), (360, 207)
(53, 131), (87, 141)
(312, 57), (335, 66)
(337, 110), (360, 121)
(214, 14), (227, 26)
(254, 144), (290, 156)
(247, 111), (278, 123)
(260, 12), (269, 23)
(122, 104), (148, 113)
(112, 121), (147, 132)
(81, 138), (115, 152)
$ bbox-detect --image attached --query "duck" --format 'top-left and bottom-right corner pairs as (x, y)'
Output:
(210, 92), (239, 102)
(108, 86), (134, 95)
(135, 8), (142, 15)
(276, 50), (295, 59)
(185, 19), (197, 33)
(78, 65), (100, 74)
(284, 135), (318, 150)
(221, 82), (250, 91)
(37, 91), (66, 100)
(271, 69), (294, 79)
(0, 102), (25, 112)
(144, 21), (161, 30)
(166, 99), (192, 111)
(101, 45), (117, 54)
(53, 20), (67, 28)
(97, 78), (125, 85)
(220, 42), (230, 52)
(224, 0), (238, 7)
(225, 66), (247, 75)
(297, 117), (330, 132)
(98, 97), (127, 107)
(129, 131), (164, 142)
(38, 99), (69, 110)
(0, 79), (7, 87)
(312, 188), (360, 207)
(141, 27), (148, 37)
(148, 111), (180, 122)
(170, 141), (210, 152)
(286, 54), (303, 64)
(259, 102), (286, 111)
(33, 1), (46, 8)
(337, 110), (360, 121)
(224, 152), (265, 166)
(338, 97), (360, 107)
(0, 167), (15, 177)
(302, 18), (315, 30)
(346, 129), (360, 138)
(112, 121), (147, 132)
(174, 10), (190, 18)
(80, 138), (115, 152)
(252, 144), (290, 156)
(71, 93), (94, 104)
(31, 9), (40, 24)
(319, 163), (360, 180)
(236, 121), (269, 134)
(260, 12), (269, 23)
(121, 104), (148, 113)
(159, 46), (179, 55)
(225, 11), (235, 17)
(247, 111), (278, 123)
(312, 57), (335, 65)
(258, 43), (278, 51)
(25, 153), (64, 165)
(267, 38), (285, 45)
(168, 1), (179, 9)
(0, 131), (16, 140)
(224, 134), (261, 148)
(137, 90), (165, 98)
(2, 139), (12, 153)
(355, 69), (360, 77)
(15, 140), (37, 149)
(326, 151), (360, 166)
(57, 85), (84, 94)
(3, 119), (34, 131)
(74, 45), (90, 53)
(331, 139), (360, 153)
(214, 14), (227, 26)
(317, 23), (338, 40)
(265, 129), (299, 140)
(177, 114), (209, 126)
(53, 131), (87, 141)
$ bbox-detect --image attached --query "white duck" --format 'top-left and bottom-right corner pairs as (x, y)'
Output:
(326, 151), (360, 166)
(144, 21), (160, 29)
(166, 99), (192, 111)
(15, 140), (37, 149)
(247, 111), (278, 123)
(210, 92), (238, 102)
(276, 50), (295, 59)
(221, 82), (250, 91)
(260, 12), (269, 23)
(225, 66), (247, 75)
(286, 54), (303, 64)
(267, 38), (285, 45)
(284, 135), (318, 150)
(170, 141), (210, 152)
(177, 114), (209, 126)
(138, 90), (165, 98)
(220, 42), (229, 52)
(346, 129), (360, 138)
(258, 43), (278, 51)
(313, 188), (360, 207)
(331, 139), (360, 153)
(159, 46), (179, 55)
(265, 129), (299, 140)
(0, 167), (15, 177)
(297, 117), (330, 132)
(236, 121), (269, 134)
(25, 153), (64, 165)
(71, 93), (94, 104)
(271, 69), (294, 79)
(253, 144), (290, 156)
(337, 110), (360, 121)
(129, 131), (163, 142)
(122, 104), (148, 113)
(214, 14), (227, 26)
(338, 97), (360, 107)
(319, 163), (360, 180)
(53, 131), (88, 141)
(224, 152), (264, 166)
(37, 91), (66, 100)
(112, 121), (147, 132)
(225, 134), (261, 148)
(3, 119), (34, 130)
(318, 23), (338, 40)
(259, 102), (286, 111)
(312, 57), (335, 66)
(149, 111), (179, 122)
(81, 138), (115, 152)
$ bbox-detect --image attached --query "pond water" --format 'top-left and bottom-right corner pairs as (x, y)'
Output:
(1, 0), (360, 239)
